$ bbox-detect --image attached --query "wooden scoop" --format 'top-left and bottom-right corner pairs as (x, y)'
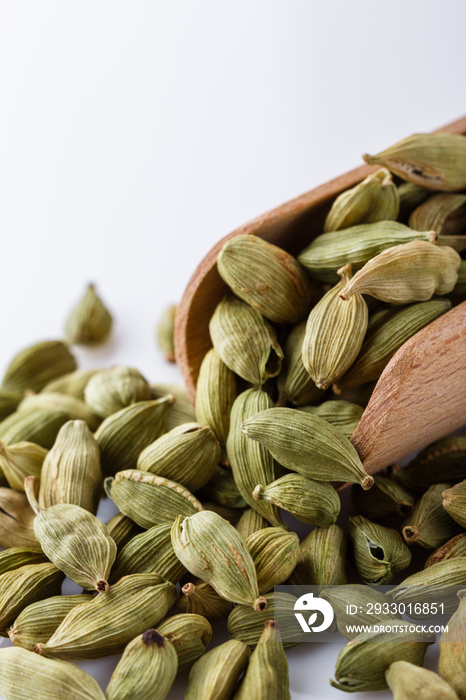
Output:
(175, 115), (466, 476)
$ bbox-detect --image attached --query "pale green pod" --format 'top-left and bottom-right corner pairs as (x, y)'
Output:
(157, 304), (177, 362)
(410, 193), (466, 237)
(137, 422), (221, 492)
(443, 480), (466, 528)
(289, 525), (347, 586)
(253, 473), (341, 527)
(397, 182), (430, 222)
(38, 420), (102, 514)
(218, 234), (313, 323)
(209, 294), (283, 385)
(65, 283), (113, 346)
(234, 620), (290, 700)
(36, 573), (178, 660)
(0, 407), (72, 449)
(276, 322), (324, 406)
(394, 436), (466, 493)
(200, 466), (247, 509)
(324, 168), (399, 232)
(157, 613), (213, 675)
(226, 389), (284, 527)
(95, 396), (173, 477)
(363, 132), (466, 191)
(228, 592), (305, 649)
(150, 383), (196, 430)
(352, 473), (415, 520)
(84, 366), (151, 418)
(426, 534), (466, 568)
(0, 488), (39, 550)
(42, 369), (99, 400)
(235, 509), (271, 540)
(340, 240), (461, 304)
(1, 341), (77, 394)
(0, 441), (47, 491)
(0, 547), (46, 576)
(195, 348), (237, 444)
(241, 407), (374, 489)
(105, 470), (203, 529)
(348, 515), (411, 584)
(0, 647), (106, 700)
(386, 660), (460, 700)
(106, 629), (178, 700)
(390, 558), (466, 615)
(186, 639), (251, 700)
(174, 581), (233, 620)
(321, 585), (399, 639)
(246, 527), (300, 593)
(18, 392), (101, 432)
(171, 511), (265, 610)
(105, 513), (143, 551)
(403, 484), (461, 549)
(0, 392), (21, 421)
(438, 589), (466, 699)
(297, 221), (436, 283)
(299, 400), (363, 438)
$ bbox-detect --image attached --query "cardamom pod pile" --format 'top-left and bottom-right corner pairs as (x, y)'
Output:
(0, 131), (465, 699)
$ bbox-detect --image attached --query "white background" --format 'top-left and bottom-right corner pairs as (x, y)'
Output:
(0, 1), (465, 698)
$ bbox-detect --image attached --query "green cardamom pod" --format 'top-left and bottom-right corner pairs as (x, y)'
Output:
(150, 383), (196, 430)
(403, 483), (462, 549)
(352, 473), (415, 520)
(0, 441), (47, 491)
(386, 660), (460, 700)
(84, 366), (151, 417)
(105, 512), (143, 551)
(65, 283), (113, 346)
(185, 639), (251, 700)
(43, 368), (99, 400)
(398, 182), (430, 222)
(0, 547), (46, 576)
(394, 437), (466, 493)
(235, 508), (270, 540)
(348, 515), (411, 584)
(426, 533), (466, 568)
(299, 400), (363, 439)
(321, 585), (398, 639)
(410, 192), (466, 237)
(289, 525), (347, 586)
(443, 481), (466, 528)
(276, 322), (324, 406)
(0, 392), (21, 421)
(200, 466), (247, 509)
(246, 527), (299, 594)
(18, 392), (101, 432)
(438, 589), (466, 699)
(234, 620), (290, 700)
(390, 558), (466, 615)
(195, 348), (237, 444)
(228, 592), (305, 649)
(157, 613), (212, 675)
(0, 406), (72, 449)
(174, 581), (233, 620)
(157, 304), (177, 362)
(0, 488), (39, 550)
(1, 340), (77, 394)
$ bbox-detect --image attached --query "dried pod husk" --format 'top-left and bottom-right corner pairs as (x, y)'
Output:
(105, 513), (143, 551)
(65, 283), (112, 346)
(334, 298), (452, 392)
(42, 369), (99, 400)
(0, 407), (72, 449)
(390, 558), (466, 616)
(443, 480), (466, 528)
(105, 470), (203, 528)
(324, 168), (399, 232)
(331, 620), (435, 693)
(228, 592), (305, 649)
(157, 304), (177, 363)
(150, 383), (196, 430)
(84, 366), (151, 418)
(0, 441), (47, 491)
(26, 477), (116, 592)
(438, 589), (466, 699)
(195, 349), (237, 444)
(199, 466), (247, 509)
(426, 534), (466, 568)
(218, 234), (313, 324)
(299, 400), (364, 439)
(348, 515), (411, 584)
(18, 392), (101, 432)
(8, 593), (91, 650)
(410, 192), (466, 236)
(157, 613), (212, 675)
(0, 563), (64, 635)
(297, 221), (436, 283)
(226, 389), (284, 527)
(0, 488), (40, 550)
(403, 483), (462, 549)
(110, 523), (186, 584)
(171, 511), (265, 611)
(106, 628), (178, 700)
(253, 474), (341, 527)
(246, 527), (299, 593)
(174, 581), (234, 620)
(241, 407), (373, 489)
(36, 573), (178, 660)
(235, 509), (271, 540)
(289, 525), (347, 586)
(185, 638), (251, 700)
(0, 647), (106, 700)
(386, 660), (460, 700)
(38, 420), (102, 513)
(234, 620), (290, 700)
(339, 241), (460, 304)
(398, 182), (430, 222)
(137, 422), (221, 493)
(0, 392), (21, 421)
(352, 473), (415, 520)
(1, 341), (77, 394)
(209, 294), (283, 385)
(394, 437), (466, 493)
(363, 132), (466, 192)
(321, 585), (399, 639)
(276, 322), (324, 406)
(0, 547), (46, 576)
(95, 396), (173, 477)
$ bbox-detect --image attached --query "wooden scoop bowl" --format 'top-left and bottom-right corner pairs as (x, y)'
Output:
(175, 115), (466, 477)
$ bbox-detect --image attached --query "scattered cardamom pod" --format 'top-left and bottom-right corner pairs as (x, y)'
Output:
(235, 508), (270, 540)
(228, 592), (305, 649)
(246, 527), (299, 593)
(174, 581), (233, 620)
(390, 558), (466, 615)
(1, 340), (77, 394)
(443, 480), (466, 528)
(426, 533), (466, 568)
(150, 382), (196, 430)
(0, 406), (72, 449)
(289, 525), (347, 586)
(84, 366), (151, 417)
(0, 547), (46, 576)
(386, 660), (460, 700)
(157, 304), (177, 362)
(195, 348), (237, 444)
(298, 400), (363, 438)
(276, 321), (324, 406)
(348, 515), (411, 584)
(185, 639), (251, 700)
(65, 283), (112, 346)
(0, 488), (39, 550)
(0, 440), (47, 491)
(321, 585), (399, 639)
(438, 589), (466, 699)
(234, 620), (290, 700)
(18, 392), (101, 432)
(410, 192), (466, 238)
(403, 483), (462, 549)
(156, 613), (213, 675)
(42, 368), (98, 400)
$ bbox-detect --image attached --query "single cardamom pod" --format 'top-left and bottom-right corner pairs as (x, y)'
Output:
(105, 470), (203, 528)
(200, 466), (247, 509)
(443, 480), (466, 528)
(0, 392), (21, 421)
(1, 340), (77, 394)
(36, 573), (178, 659)
(174, 582), (234, 620)
(0, 406), (72, 449)
(253, 473), (341, 527)
(209, 294), (283, 385)
(352, 473), (415, 520)
(398, 181), (430, 222)
(289, 525), (347, 586)
(321, 585), (398, 639)
(25, 476), (116, 592)
(276, 322), (324, 406)
(0, 647), (106, 700)
(110, 523), (186, 584)
(0, 488), (39, 550)
(65, 283), (113, 346)
(105, 512), (143, 551)
(348, 515), (411, 584)
(386, 660), (460, 700)
(185, 639), (251, 700)
(150, 382), (196, 430)
(228, 592), (304, 649)
(42, 368), (99, 400)
(298, 400), (363, 439)
(234, 620), (290, 700)
(339, 240), (461, 304)
(0, 547), (46, 576)
(403, 483), (462, 549)
(297, 221), (436, 283)
(195, 348), (237, 444)
(363, 132), (466, 191)
(241, 407), (374, 489)
(38, 420), (102, 514)
(410, 192), (466, 237)
(390, 558), (466, 615)
(157, 613), (212, 675)
(157, 304), (177, 362)
(137, 422), (221, 492)
(8, 593), (91, 651)
(246, 527), (299, 594)
(426, 533), (466, 568)
(171, 510), (266, 611)
(235, 508), (270, 540)
(438, 589), (466, 699)
(218, 234), (313, 323)
(84, 366), (151, 418)
(18, 392), (101, 432)
(0, 441), (47, 491)
(394, 437), (466, 493)
(106, 629), (178, 700)
(95, 396), (173, 477)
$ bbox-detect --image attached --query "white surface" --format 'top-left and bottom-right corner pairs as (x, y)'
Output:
(0, 1), (465, 698)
